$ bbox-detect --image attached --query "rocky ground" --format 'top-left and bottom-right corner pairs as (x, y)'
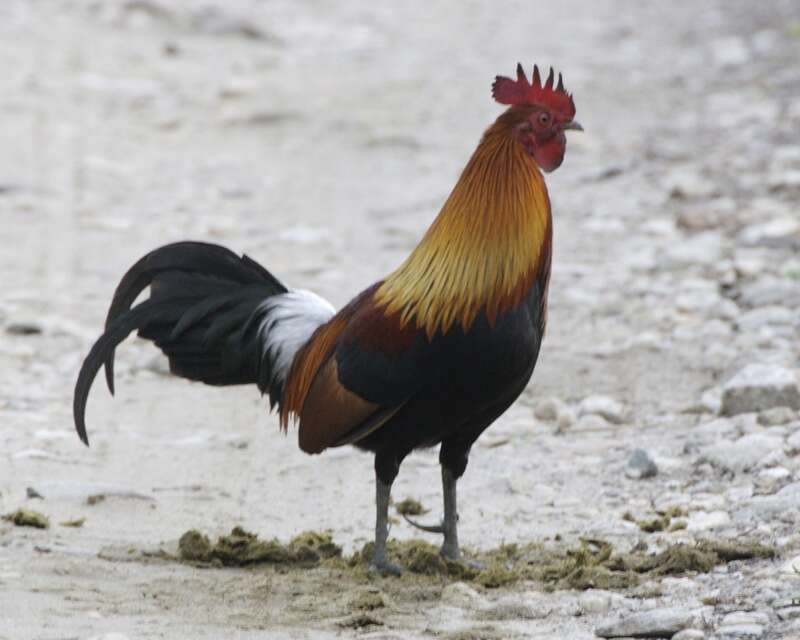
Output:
(1, 1), (800, 639)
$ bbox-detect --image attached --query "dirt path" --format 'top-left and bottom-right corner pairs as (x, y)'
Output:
(1, 1), (799, 638)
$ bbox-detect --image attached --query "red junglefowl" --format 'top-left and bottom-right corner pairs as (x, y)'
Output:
(74, 63), (582, 574)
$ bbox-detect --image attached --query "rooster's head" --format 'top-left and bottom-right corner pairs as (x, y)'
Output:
(492, 63), (582, 172)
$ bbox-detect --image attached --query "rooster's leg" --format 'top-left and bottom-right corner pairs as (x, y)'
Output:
(402, 466), (462, 559)
(439, 466), (461, 560)
(370, 475), (403, 575)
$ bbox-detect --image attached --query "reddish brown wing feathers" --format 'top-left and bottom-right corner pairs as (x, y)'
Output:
(297, 358), (380, 453)
(281, 285), (414, 454)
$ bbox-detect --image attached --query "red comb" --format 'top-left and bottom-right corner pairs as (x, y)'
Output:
(492, 63), (576, 120)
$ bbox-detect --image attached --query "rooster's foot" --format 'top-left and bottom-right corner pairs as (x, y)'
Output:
(369, 557), (403, 576)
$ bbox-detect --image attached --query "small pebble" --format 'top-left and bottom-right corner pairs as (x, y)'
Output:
(721, 364), (800, 416)
(785, 430), (800, 455)
(580, 394), (625, 424)
(534, 397), (566, 421)
(720, 611), (770, 626)
(577, 414), (611, 431)
(625, 449), (659, 480)
(757, 406), (796, 426)
(596, 607), (698, 638)
(780, 555), (800, 575)
(579, 591), (612, 614)
(699, 433), (784, 473)
(556, 407), (577, 432)
(686, 510), (731, 532)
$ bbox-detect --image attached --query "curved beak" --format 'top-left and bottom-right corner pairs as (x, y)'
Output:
(563, 120), (584, 132)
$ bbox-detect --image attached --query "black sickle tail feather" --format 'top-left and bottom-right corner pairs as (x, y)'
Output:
(74, 241), (288, 446)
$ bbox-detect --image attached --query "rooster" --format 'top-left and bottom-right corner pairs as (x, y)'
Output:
(74, 64), (581, 574)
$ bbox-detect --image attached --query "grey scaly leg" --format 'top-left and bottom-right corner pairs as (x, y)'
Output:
(402, 467), (461, 558)
(370, 476), (402, 575)
(440, 466), (460, 560)
(401, 462), (482, 567)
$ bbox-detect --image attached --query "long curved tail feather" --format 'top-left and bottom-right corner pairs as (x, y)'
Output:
(101, 242), (284, 394)
(74, 241), (334, 446)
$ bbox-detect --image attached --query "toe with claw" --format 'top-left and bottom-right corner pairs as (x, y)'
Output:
(402, 513), (445, 534)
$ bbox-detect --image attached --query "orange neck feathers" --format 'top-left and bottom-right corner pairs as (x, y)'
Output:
(375, 118), (553, 338)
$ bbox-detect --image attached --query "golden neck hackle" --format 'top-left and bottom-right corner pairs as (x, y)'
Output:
(375, 120), (552, 339)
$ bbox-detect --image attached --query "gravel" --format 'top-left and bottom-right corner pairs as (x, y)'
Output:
(626, 448), (659, 480)
(721, 364), (800, 416)
(595, 607), (702, 638)
(699, 433), (785, 473)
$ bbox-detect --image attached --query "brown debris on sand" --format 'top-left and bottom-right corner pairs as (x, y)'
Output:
(178, 526), (342, 567)
(3, 509), (50, 529)
(173, 526), (775, 593)
(394, 498), (428, 516)
(59, 517), (86, 528)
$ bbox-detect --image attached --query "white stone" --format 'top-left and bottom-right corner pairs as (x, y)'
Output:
(786, 433), (800, 456)
(579, 395), (624, 424)
(484, 595), (551, 620)
(675, 289), (723, 314)
(662, 232), (723, 267)
(738, 307), (795, 331)
(721, 364), (800, 416)
(699, 433), (783, 472)
(579, 590), (612, 614)
(690, 494), (727, 512)
(721, 611), (770, 627)
(725, 484), (754, 503)
(738, 217), (800, 245)
(757, 406), (797, 425)
(734, 254), (766, 278)
(577, 414), (611, 431)
(664, 169), (718, 199)
(700, 389), (723, 415)
(780, 555), (800, 576)
(739, 277), (800, 308)
(626, 449), (658, 480)
(596, 607), (699, 639)
(676, 207), (722, 231)
(687, 510), (731, 532)
(768, 169), (800, 191)
(752, 29), (780, 54)
(556, 407), (577, 432)
(711, 36), (750, 67)
(534, 397), (565, 421)
(660, 577), (697, 593)
(758, 467), (790, 481)
(750, 481), (800, 517)
(695, 416), (737, 438)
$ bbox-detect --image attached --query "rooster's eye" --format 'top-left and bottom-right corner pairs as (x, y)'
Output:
(538, 112), (551, 126)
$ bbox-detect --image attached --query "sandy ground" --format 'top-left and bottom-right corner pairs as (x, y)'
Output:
(2, 1), (800, 638)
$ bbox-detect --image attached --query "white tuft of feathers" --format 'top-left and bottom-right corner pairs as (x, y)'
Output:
(257, 288), (335, 388)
